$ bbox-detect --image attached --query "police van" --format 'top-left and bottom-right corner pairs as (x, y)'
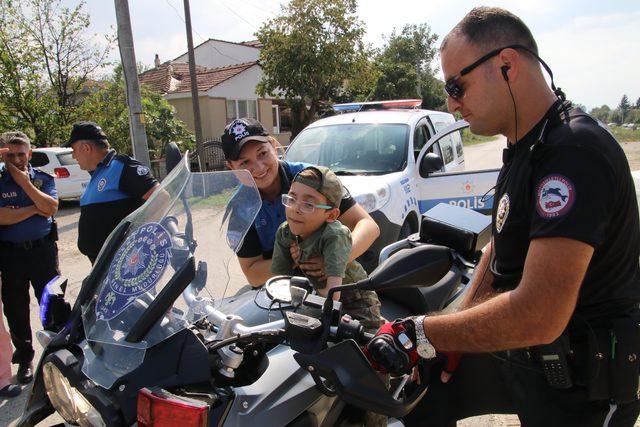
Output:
(284, 99), (500, 270)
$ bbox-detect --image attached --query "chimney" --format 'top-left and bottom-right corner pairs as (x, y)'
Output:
(154, 53), (161, 68)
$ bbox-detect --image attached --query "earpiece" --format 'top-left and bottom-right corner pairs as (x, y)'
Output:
(501, 65), (510, 81)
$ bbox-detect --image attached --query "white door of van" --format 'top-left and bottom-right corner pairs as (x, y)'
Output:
(415, 120), (500, 215)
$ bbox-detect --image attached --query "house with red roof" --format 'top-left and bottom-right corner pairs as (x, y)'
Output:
(139, 39), (290, 145)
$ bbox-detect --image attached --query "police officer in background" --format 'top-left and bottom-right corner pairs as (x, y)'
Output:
(0, 132), (59, 384)
(366, 7), (640, 426)
(64, 122), (159, 263)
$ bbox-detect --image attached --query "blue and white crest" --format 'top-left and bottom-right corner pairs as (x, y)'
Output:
(97, 178), (107, 192)
(96, 222), (172, 321)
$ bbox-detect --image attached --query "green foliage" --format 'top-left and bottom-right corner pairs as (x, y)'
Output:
(619, 94), (631, 123)
(0, 0), (113, 146)
(255, 0), (367, 136)
(590, 96), (640, 126)
(373, 23), (446, 110)
(610, 126), (640, 143)
(590, 104), (611, 122)
(77, 66), (194, 159)
(460, 128), (497, 146)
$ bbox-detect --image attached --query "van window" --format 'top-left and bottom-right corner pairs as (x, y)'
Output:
(286, 124), (409, 175)
(430, 120), (456, 166)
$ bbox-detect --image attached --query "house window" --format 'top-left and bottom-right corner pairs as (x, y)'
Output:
(226, 99), (258, 123)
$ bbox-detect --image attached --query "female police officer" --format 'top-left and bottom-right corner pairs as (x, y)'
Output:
(367, 7), (640, 426)
(221, 118), (380, 286)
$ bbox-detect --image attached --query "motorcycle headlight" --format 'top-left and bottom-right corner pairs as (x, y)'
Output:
(43, 362), (105, 427)
(354, 184), (391, 213)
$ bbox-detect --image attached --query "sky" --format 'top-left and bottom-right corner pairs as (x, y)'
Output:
(66, 0), (639, 111)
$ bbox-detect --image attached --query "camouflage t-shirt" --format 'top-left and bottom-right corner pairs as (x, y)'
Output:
(271, 220), (383, 329)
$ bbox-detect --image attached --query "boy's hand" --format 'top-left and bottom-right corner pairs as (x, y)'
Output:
(290, 242), (301, 268)
(298, 254), (326, 281)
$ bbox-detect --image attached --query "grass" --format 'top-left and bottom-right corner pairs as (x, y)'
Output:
(460, 129), (498, 146)
(610, 126), (640, 143)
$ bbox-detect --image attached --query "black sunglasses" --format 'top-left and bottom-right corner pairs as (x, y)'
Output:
(444, 44), (562, 100)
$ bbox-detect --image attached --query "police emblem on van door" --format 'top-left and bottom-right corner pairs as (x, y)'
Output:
(95, 222), (172, 321)
(496, 193), (510, 233)
(536, 175), (575, 219)
(97, 178), (107, 192)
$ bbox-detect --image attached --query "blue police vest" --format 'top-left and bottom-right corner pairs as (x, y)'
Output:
(0, 165), (56, 243)
(253, 161), (310, 253)
(80, 150), (132, 207)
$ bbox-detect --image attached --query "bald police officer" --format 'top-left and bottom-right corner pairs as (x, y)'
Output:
(0, 132), (59, 384)
(367, 7), (640, 426)
(64, 122), (159, 263)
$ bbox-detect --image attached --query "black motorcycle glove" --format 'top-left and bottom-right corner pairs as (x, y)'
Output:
(364, 319), (420, 376)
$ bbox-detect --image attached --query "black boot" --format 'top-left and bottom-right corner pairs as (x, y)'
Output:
(17, 363), (33, 384)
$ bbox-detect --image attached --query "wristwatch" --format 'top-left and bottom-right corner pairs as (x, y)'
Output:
(411, 316), (436, 359)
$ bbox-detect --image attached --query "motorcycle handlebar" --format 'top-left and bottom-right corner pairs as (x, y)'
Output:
(183, 284), (376, 347)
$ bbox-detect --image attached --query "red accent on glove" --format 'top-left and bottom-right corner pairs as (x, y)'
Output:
(365, 320), (420, 374)
(442, 351), (461, 374)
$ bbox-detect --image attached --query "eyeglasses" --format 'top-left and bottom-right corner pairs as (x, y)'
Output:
(282, 194), (332, 214)
(444, 44), (531, 100)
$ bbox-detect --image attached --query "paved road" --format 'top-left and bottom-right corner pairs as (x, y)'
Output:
(463, 136), (506, 171)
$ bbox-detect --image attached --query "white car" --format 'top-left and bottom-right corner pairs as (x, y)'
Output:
(31, 147), (90, 200)
(284, 100), (500, 270)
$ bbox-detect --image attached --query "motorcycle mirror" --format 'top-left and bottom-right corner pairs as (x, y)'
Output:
(357, 244), (452, 291)
(165, 141), (182, 175)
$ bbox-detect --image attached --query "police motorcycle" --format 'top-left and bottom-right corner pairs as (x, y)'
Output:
(18, 144), (490, 427)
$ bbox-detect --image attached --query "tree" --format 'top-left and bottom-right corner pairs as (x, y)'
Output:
(635, 97), (640, 110)
(373, 24), (446, 110)
(589, 105), (611, 123)
(77, 66), (194, 159)
(619, 94), (631, 123)
(256, 0), (367, 137)
(0, 0), (113, 145)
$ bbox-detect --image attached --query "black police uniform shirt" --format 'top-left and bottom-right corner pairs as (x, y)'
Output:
(236, 160), (356, 260)
(491, 100), (640, 324)
(0, 165), (56, 243)
(78, 150), (157, 259)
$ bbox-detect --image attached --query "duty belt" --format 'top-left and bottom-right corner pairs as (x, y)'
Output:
(0, 235), (51, 250)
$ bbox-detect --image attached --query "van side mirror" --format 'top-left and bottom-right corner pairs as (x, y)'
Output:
(419, 153), (444, 177)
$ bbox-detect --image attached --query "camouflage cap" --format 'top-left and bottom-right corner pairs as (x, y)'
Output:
(293, 166), (343, 208)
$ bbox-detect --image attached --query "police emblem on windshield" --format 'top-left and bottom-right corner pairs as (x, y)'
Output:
(496, 193), (510, 233)
(536, 175), (575, 219)
(95, 222), (172, 321)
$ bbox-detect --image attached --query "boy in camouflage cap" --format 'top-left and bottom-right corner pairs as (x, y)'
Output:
(271, 166), (384, 331)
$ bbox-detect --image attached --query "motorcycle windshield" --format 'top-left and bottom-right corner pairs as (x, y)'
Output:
(79, 156), (261, 387)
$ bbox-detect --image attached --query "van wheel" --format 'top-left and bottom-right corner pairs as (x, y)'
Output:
(398, 217), (414, 240)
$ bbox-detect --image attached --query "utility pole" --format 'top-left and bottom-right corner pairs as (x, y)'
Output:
(183, 0), (204, 171)
(114, 0), (151, 168)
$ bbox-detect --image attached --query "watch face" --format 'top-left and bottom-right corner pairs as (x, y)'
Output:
(417, 342), (436, 359)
